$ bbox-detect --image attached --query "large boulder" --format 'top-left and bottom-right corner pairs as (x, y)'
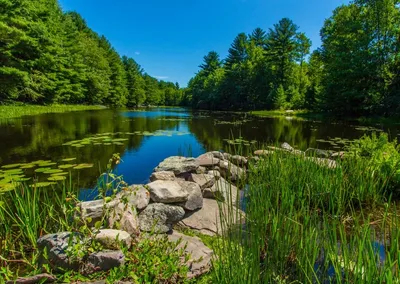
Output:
(179, 199), (245, 236)
(188, 173), (215, 189)
(150, 171), (176, 182)
(37, 232), (83, 271)
(167, 232), (213, 279)
(85, 250), (125, 273)
(154, 156), (199, 175)
(196, 153), (220, 167)
(107, 203), (139, 236)
(80, 200), (104, 225)
(203, 177), (238, 204)
(94, 229), (132, 249)
(139, 203), (185, 233)
(147, 180), (188, 203)
(115, 185), (150, 211)
(177, 181), (203, 211)
(218, 160), (246, 182)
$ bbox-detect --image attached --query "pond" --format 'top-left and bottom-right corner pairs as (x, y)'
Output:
(0, 107), (399, 199)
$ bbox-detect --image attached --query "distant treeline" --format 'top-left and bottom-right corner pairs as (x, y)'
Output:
(185, 1), (400, 116)
(0, 0), (183, 107)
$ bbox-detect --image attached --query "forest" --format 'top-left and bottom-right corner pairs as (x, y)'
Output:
(0, 0), (182, 107)
(186, 0), (400, 116)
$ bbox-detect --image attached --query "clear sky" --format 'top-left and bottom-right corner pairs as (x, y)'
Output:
(59, 0), (350, 87)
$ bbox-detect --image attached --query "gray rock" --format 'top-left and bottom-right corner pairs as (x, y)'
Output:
(37, 232), (83, 271)
(218, 160), (246, 182)
(254, 150), (274, 156)
(223, 152), (232, 160)
(230, 155), (248, 167)
(177, 181), (203, 211)
(94, 229), (132, 249)
(207, 170), (221, 180)
(196, 153), (220, 167)
(154, 156), (199, 175)
(150, 171), (176, 182)
(196, 166), (207, 174)
(80, 200), (104, 225)
(139, 203), (185, 233)
(330, 151), (345, 160)
(86, 250), (125, 272)
(108, 203), (139, 236)
(211, 151), (225, 160)
(204, 177), (238, 204)
(147, 180), (188, 203)
(116, 184), (150, 211)
(179, 199), (245, 236)
(188, 173), (215, 189)
(281, 142), (294, 152)
(167, 232), (213, 279)
(6, 273), (56, 284)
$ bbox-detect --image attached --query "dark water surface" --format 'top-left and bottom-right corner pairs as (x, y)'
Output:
(1, 107), (399, 198)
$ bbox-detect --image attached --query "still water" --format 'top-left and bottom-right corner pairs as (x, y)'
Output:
(0, 107), (399, 197)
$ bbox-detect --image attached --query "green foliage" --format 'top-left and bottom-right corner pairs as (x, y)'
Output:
(0, 0), (182, 107)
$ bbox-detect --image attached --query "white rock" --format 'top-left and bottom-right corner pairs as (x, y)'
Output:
(147, 180), (188, 203)
(95, 229), (132, 249)
(150, 171), (176, 182)
(188, 173), (216, 189)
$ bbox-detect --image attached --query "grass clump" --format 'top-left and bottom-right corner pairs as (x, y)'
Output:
(0, 104), (105, 119)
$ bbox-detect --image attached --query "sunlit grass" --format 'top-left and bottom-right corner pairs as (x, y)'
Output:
(0, 105), (105, 119)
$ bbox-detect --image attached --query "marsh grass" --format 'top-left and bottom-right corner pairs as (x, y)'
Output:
(214, 150), (400, 283)
(0, 105), (105, 119)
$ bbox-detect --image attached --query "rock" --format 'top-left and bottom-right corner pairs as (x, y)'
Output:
(188, 173), (215, 189)
(204, 177), (238, 204)
(218, 160), (246, 182)
(223, 152), (232, 160)
(108, 203), (139, 236)
(6, 273), (56, 284)
(196, 166), (207, 174)
(292, 150), (305, 156)
(80, 200), (104, 225)
(177, 181), (203, 211)
(154, 156), (199, 175)
(37, 232), (83, 271)
(116, 185), (150, 211)
(211, 151), (225, 160)
(281, 142), (294, 152)
(139, 203), (185, 233)
(306, 157), (338, 169)
(179, 199), (245, 236)
(150, 171), (176, 182)
(254, 150), (274, 156)
(230, 155), (248, 167)
(207, 170), (221, 180)
(330, 151), (346, 160)
(305, 148), (329, 158)
(94, 229), (132, 249)
(196, 153), (220, 167)
(167, 232), (213, 279)
(86, 250), (125, 272)
(147, 180), (188, 203)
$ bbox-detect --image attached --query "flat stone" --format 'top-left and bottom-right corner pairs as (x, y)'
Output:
(167, 232), (213, 279)
(37, 232), (83, 271)
(150, 171), (176, 182)
(139, 203), (185, 233)
(196, 153), (220, 167)
(94, 229), (132, 249)
(177, 181), (203, 211)
(154, 156), (199, 175)
(86, 250), (125, 272)
(80, 200), (104, 225)
(179, 199), (245, 236)
(147, 180), (188, 203)
(116, 185), (150, 211)
(188, 173), (215, 189)
(218, 160), (246, 182)
(204, 177), (238, 204)
(108, 202), (139, 236)
(6, 273), (56, 284)
(254, 150), (274, 156)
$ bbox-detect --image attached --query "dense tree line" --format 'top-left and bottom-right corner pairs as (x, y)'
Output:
(186, 0), (400, 116)
(0, 0), (182, 107)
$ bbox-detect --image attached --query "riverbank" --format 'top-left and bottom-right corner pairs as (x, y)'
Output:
(0, 105), (106, 119)
(1, 133), (400, 282)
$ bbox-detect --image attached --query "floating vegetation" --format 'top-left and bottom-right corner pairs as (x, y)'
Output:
(74, 163), (94, 170)
(20, 164), (35, 169)
(223, 138), (258, 146)
(47, 176), (66, 181)
(1, 163), (21, 169)
(215, 120), (250, 126)
(29, 182), (56, 188)
(61, 158), (76, 162)
(58, 164), (76, 169)
(354, 126), (383, 132)
(3, 169), (23, 175)
(42, 169), (64, 174)
(35, 167), (51, 173)
(38, 162), (57, 167)
(51, 172), (69, 176)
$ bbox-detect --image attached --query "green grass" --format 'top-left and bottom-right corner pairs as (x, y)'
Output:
(213, 150), (400, 283)
(0, 104), (105, 119)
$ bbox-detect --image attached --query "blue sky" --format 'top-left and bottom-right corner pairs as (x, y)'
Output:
(59, 0), (350, 87)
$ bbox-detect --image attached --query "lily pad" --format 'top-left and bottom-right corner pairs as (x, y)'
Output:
(74, 164), (94, 170)
(48, 176), (66, 181)
(103, 143), (112, 146)
(62, 158), (77, 162)
(0, 183), (17, 192)
(71, 144), (85, 148)
(58, 164), (77, 169)
(1, 163), (21, 169)
(3, 169), (23, 175)
(43, 169), (64, 174)
(38, 162), (57, 167)
(29, 182), (56, 188)
(35, 167), (52, 173)
(20, 164), (36, 169)
(51, 172), (69, 176)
